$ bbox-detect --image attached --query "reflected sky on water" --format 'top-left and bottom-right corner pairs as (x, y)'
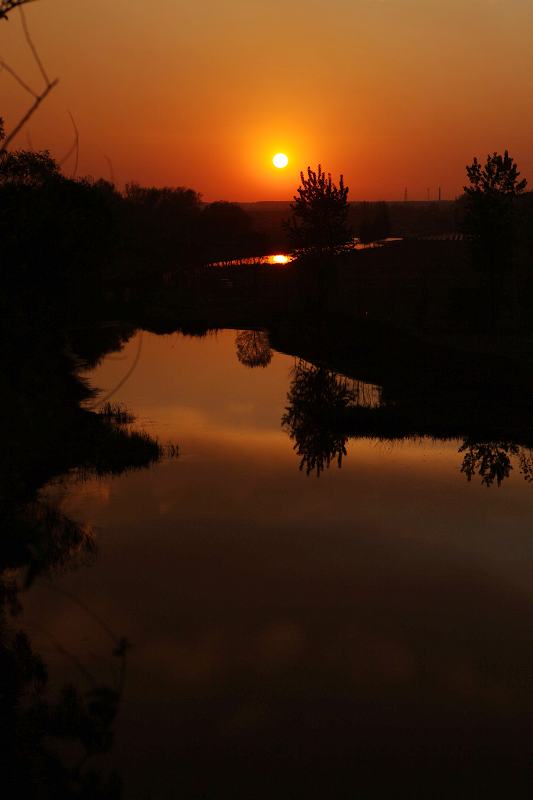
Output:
(22, 330), (533, 796)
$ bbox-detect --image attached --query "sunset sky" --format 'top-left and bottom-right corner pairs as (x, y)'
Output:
(1, 0), (532, 200)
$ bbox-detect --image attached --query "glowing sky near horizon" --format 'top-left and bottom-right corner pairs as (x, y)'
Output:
(1, 0), (532, 200)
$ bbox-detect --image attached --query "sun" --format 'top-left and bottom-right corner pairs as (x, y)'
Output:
(273, 153), (289, 169)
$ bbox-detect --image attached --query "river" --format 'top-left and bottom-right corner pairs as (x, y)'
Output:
(19, 329), (533, 797)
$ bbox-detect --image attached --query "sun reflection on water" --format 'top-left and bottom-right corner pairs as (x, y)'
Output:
(269, 254), (290, 265)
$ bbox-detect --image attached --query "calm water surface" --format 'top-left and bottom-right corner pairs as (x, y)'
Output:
(23, 330), (533, 796)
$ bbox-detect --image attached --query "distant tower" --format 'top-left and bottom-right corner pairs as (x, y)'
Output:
(427, 187), (430, 201)
(404, 187), (408, 202)
(438, 186), (442, 201)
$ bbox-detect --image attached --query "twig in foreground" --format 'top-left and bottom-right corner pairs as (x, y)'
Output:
(0, 77), (58, 153)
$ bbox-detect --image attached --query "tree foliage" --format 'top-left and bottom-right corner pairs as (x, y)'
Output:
(465, 151), (527, 198)
(0, 147), (60, 186)
(463, 150), (527, 250)
(0, 149), (123, 297)
(286, 164), (351, 252)
(462, 150), (528, 328)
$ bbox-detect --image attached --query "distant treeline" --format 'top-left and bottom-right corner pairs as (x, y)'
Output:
(3, 145), (533, 320)
(240, 196), (533, 250)
(0, 147), (268, 311)
(240, 200), (456, 249)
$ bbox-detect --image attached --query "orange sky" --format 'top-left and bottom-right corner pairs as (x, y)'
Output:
(1, 0), (532, 200)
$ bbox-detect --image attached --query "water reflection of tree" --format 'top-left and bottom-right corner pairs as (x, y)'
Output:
(282, 361), (533, 487)
(235, 330), (272, 368)
(518, 449), (533, 483)
(1, 497), (126, 796)
(1, 380), (173, 794)
(282, 360), (356, 477)
(459, 440), (533, 488)
(1, 629), (126, 796)
(459, 440), (519, 488)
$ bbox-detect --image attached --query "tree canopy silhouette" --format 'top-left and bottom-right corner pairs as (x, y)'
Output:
(465, 151), (527, 197)
(463, 150), (527, 251)
(0, 147), (59, 186)
(463, 150), (527, 327)
(286, 165), (351, 253)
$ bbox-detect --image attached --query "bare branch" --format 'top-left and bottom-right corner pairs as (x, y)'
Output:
(0, 1), (35, 22)
(0, 55), (38, 96)
(19, 3), (49, 84)
(0, 77), (57, 153)
(59, 109), (79, 177)
(104, 154), (115, 184)
(0, 2), (59, 156)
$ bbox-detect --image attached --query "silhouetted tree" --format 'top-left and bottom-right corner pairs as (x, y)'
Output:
(285, 165), (351, 253)
(0, 147), (60, 186)
(465, 151), (526, 199)
(464, 150), (527, 248)
(463, 151), (527, 327)
(235, 330), (272, 368)
(282, 361), (355, 476)
(0, 150), (123, 301)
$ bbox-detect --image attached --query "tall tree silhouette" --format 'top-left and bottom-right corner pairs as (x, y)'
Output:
(285, 165), (351, 253)
(463, 150), (527, 328)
